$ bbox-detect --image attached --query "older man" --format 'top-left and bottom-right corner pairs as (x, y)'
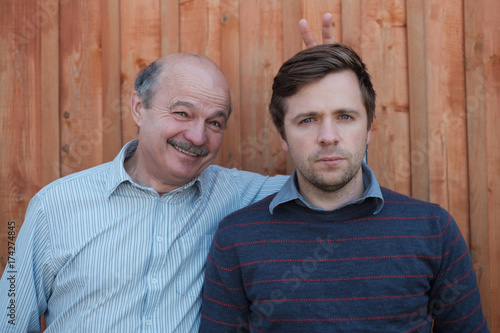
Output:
(0, 15), (333, 333)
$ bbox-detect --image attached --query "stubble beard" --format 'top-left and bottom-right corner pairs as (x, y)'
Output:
(296, 147), (365, 194)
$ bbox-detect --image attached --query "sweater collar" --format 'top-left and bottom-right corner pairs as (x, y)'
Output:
(269, 162), (384, 215)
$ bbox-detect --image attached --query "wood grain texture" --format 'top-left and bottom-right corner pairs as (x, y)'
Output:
(60, 0), (104, 176)
(239, 0), (285, 175)
(360, 0), (411, 196)
(217, 0), (241, 169)
(406, 0), (430, 202)
(41, 0), (61, 185)
(0, 1), (498, 329)
(161, 0), (180, 55)
(101, 0), (122, 162)
(481, 0), (500, 329)
(0, 0), (44, 260)
(464, 0), (492, 327)
(423, 0), (470, 240)
(120, 0), (162, 144)
(180, 0), (222, 61)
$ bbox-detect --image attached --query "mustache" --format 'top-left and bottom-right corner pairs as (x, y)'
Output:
(311, 146), (349, 159)
(167, 138), (209, 157)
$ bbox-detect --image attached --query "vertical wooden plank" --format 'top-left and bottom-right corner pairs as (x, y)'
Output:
(464, 0), (491, 327)
(283, 0), (302, 60)
(179, 0), (221, 63)
(120, 0), (162, 144)
(301, 0), (342, 46)
(161, 0), (180, 55)
(239, 0), (285, 175)
(101, 0), (122, 162)
(217, 0), (241, 169)
(482, 0), (500, 328)
(341, 0), (362, 51)
(59, 0), (104, 176)
(359, 0), (411, 196)
(282, 0), (302, 174)
(406, 0), (430, 201)
(423, 0), (470, 240)
(41, 0), (61, 185)
(0, 0), (42, 272)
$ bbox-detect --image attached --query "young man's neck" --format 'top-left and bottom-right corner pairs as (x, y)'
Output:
(297, 170), (365, 211)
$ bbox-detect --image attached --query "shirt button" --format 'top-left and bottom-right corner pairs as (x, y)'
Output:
(146, 319), (152, 326)
(157, 236), (163, 242)
(151, 278), (158, 284)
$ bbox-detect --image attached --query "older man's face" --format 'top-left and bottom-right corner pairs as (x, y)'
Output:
(134, 60), (230, 191)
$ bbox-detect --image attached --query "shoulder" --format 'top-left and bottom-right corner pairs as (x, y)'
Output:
(213, 193), (276, 238)
(380, 187), (445, 214)
(202, 165), (273, 183)
(36, 162), (112, 201)
(379, 187), (454, 233)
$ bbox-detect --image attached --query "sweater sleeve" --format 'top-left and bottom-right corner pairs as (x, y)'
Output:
(0, 194), (55, 332)
(200, 229), (251, 333)
(430, 210), (488, 332)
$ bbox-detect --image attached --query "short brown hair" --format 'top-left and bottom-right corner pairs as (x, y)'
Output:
(269, 43), (376, 139)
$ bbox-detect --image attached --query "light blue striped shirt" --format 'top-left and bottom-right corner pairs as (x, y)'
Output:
(0, 140), (287, 332)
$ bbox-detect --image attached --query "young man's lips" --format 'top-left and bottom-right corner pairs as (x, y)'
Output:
(318, 156), (343, 162)
(316, 157), (345, 166)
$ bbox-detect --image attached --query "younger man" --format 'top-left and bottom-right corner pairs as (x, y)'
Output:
(200, 44), (488, 332)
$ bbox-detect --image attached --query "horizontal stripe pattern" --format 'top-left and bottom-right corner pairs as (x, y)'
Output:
(200, 185), (488, 332)
(0, 140), (288, 333)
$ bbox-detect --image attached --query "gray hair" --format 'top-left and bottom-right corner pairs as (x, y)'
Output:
(134, 60), (162, 108)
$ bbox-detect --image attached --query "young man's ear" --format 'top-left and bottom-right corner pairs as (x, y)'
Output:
(130, 91), (145, 126)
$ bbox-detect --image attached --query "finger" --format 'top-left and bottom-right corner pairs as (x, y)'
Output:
(299, 18), (318, 48)
(321, 12), (334, 44)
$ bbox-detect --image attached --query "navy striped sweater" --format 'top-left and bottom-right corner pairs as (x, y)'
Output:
(200, 187), (488, 332)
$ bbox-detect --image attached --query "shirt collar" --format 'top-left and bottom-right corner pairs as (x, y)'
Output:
(105, 139), (202, 198)
(269, 162), (384, 215)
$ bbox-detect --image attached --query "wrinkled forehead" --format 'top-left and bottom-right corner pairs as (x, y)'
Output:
(155, 57), (231, 112)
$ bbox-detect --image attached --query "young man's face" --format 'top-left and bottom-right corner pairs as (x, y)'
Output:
(280, 70), (371, 196)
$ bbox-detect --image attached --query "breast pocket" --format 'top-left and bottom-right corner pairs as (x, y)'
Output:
(175, 235), (213, 297)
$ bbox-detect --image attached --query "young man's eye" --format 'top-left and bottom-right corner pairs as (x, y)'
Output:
(339, 114), (352, 120)
(300, 118), (314, 124)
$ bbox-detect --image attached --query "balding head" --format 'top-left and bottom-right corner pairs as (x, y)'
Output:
(134, 54), (231, 115)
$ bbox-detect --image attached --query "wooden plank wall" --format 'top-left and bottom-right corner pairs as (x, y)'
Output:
(0, 0), (498, 330)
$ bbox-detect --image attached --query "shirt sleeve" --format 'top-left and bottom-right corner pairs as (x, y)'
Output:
(200, 228), (251, 333)
(0, 194), (55, 332)
(230, 169), (288, 207)
(430, 210), (489, 332)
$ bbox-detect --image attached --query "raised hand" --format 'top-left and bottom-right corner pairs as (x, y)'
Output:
(299, 12), (334, 48)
